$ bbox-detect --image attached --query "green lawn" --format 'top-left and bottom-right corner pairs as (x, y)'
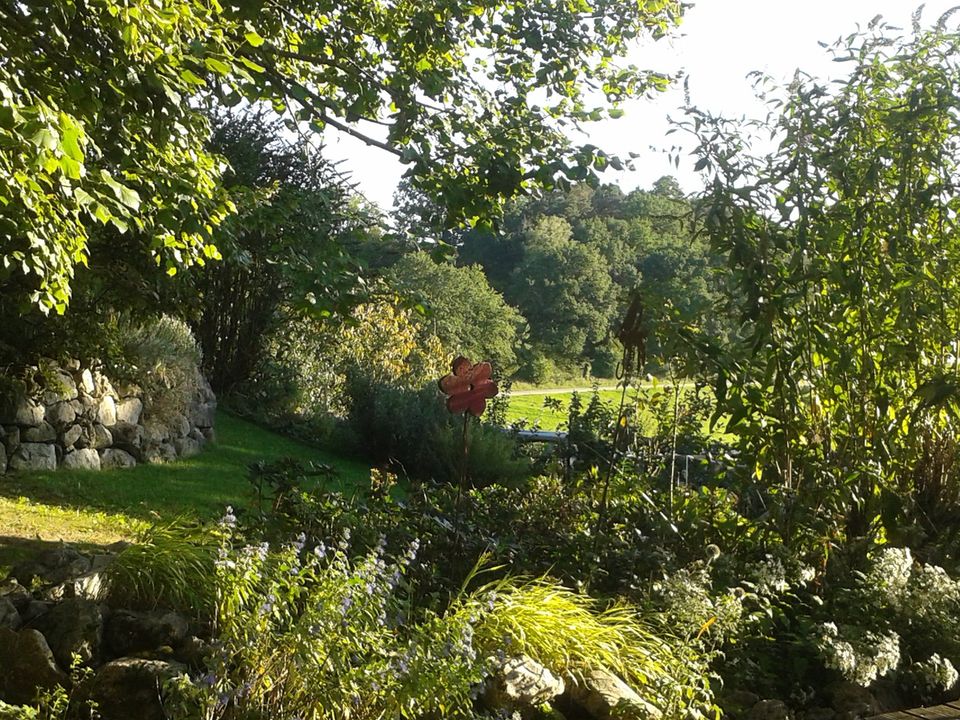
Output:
(505, 389), (628, 430)
(0, 411), (370, 574)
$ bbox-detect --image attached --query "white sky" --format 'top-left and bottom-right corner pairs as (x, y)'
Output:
(321, 1), (958, 210)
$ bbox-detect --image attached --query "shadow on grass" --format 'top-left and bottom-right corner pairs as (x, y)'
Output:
(0, 411), (372, 524)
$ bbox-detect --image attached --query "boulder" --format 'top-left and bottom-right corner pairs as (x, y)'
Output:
(105, 610), (190, 657)
(90, 658), (186, 720)
(111, 421), (144, 450)
(9, 442), (57, 471)
(143, 443), (178, 465)
(0, 579), (31, 612)
(22, 421), (56, 442)
(0, 628), (68, 704)
(142, 419), (170, 446)
(116, 397), (143, 425)
(77, 392), (99, 421)
(723, 690), (761, 717)
(61, 423), (83, 448)
(174, 635), (211, 669)
(827, 683), (878, 719)
(100, 448), (136, 469)
(0, 597), (21, 630)
(2, 425), (20, 456)
(21, 600), (53, 624)
(79, 369), (96, 395)
(41, 370), (78, 404)
(201, 427), (216, 445)
(188, 427), (206, 446)
(98, 395), (117, 427)
(567, 670), (662, 720)
(12, 545), (92, 588)
(32, 597), (104, 669)
(173, 437), (201, 459)
(0, 442), (5, 475)
(116, 382), (142, 399)
(190, 402), (216, 429)
(0, 396), (45, 427)
(62, 448), (101, 472)
(171, 414), (190, 439)
(78, 423), (113, 451)
(747, 700), (793, 720)
(484, 655), (565, 710)
(45, 400), (78, 428)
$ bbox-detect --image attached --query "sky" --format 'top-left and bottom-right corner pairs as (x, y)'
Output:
(320, 0), (959, 210)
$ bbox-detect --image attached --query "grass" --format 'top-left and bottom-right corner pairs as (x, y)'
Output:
(0, 411), (370, 575)
(505, 388), (629, 430)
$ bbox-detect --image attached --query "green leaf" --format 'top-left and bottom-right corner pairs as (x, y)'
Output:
(244, 30), (265, 47)
(204, 57), (232, 75)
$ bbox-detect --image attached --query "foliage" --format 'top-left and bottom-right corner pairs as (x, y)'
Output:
(387, 252), (525, 371)
(680, 18), (960, 547)
(0, 0), (684, 314)
(104, 518), (222, 617)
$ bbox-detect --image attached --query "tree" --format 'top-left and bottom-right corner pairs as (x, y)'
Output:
(680, 15), (960, 544)
(387, 252), (524, 370)
(0, 0), (683, 314)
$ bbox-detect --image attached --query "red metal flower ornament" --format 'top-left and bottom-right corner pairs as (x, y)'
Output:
(438, 356), (499, 417)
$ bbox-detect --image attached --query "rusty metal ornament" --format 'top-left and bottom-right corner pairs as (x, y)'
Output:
(438, 356), (499, 417)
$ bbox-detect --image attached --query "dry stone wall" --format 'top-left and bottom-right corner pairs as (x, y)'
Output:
(0, 359), (216, 474)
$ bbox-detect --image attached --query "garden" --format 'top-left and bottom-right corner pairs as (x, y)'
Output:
(3, 2), (960, 720)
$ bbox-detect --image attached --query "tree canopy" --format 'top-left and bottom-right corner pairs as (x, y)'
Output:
(0, 0), (683, 314)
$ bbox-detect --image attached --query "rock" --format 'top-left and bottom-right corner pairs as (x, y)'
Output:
(78, 423), (112, 451)
(0, 628), (68, 704)
(484, 655), (565, 710)
(47, 570), (107, 602)
(173, 437), (201, 458)
(188, 427), (205, 447)
(21, 601), (53, 624)
(100, 448), (136, 469)
(804, 709), (836, 720)
(41, 370), (78, 404)
(747, 700), (793, 720)
(174, 635), (210, 668)
(80, 369), (96, 394)
(98, 395), (117, 427)
(90, 658), (186, 720)
(61, 448), (101, 471)
(45, 400), (78, 428)
(870, 679), (903, 714)
(22, 421), (56, 443)
(105, 610), (190, 657)
(116, 382), (142, 399)
(61, 423), (83, 448)
(12, 545), (91, 587)
(201, 427), (216, 445)
(0, 396), (45, 427)
(143, 442), (178, 465)
(2, 425), (20, 456)
(0, 443), (5, 475)
(196, 374), (215, 404)
(65, 358), (81, 372)
(9, 442), (57, 471)
(77, 392), (99, 421)
(190, 402), (216, 429)
(142, 419), (170, 445)
(568, 669), (662, 720)
(32, 597), (104, 669)
(827, 682), (879, 719)
(111, 421), (144, 450)
(0, 597), (21, 630)
(116, 397), (143, 425)
(171, 414), (190, 439)
(723, 690), (761, 717)
(0, 579), (31, 612)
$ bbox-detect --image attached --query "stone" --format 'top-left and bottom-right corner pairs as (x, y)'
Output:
(111, 421), (144, 450)
(143, 442), (178, 465)
(805, 709), (837, 720)
(723, 690), (761, 717)
(172, 414), (190, 439)
(21, 600), (53, 624)
(174, 635), (210, 669)
(827, 682), (878, 719)
(188, 427), (205, 446)
(0, 628), (68, 704)
(79, 423), (113, 450)
(65, 358), (81, 372)
(45, 400), (78, 428)
(142, 419), (170, 445)
(0, 597), (20, 630)
(116, 397), (143, 425)
(190, 402), (216, 429)
(61, 423), (83, 448)
(9, 442), (57, 471)
(32, 597), (104, 669)
(116, 382), (142, 399)
(747, 700), (793, 720)
(22, 421), (57, 442)
(0, 579), (31, 612)
(568, 669), (662, 720)
(90, 658), (186, 720)
(105, 610), (190, 657)
(62, 448), (101, 471)
(201, 427), (216, 445)
(77, 392), (99, 421)
(0, 396), (45, 427)
(3, 425), (20, 455)
(484, 655), (565, 710)
(80, 369), (96, 394)
(41, 370), (78, 404)
(98, 395), (117, 427)
(173, 437), (201, 458)
(100, 448), (136, 469)
(0, 443), (5, 475)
